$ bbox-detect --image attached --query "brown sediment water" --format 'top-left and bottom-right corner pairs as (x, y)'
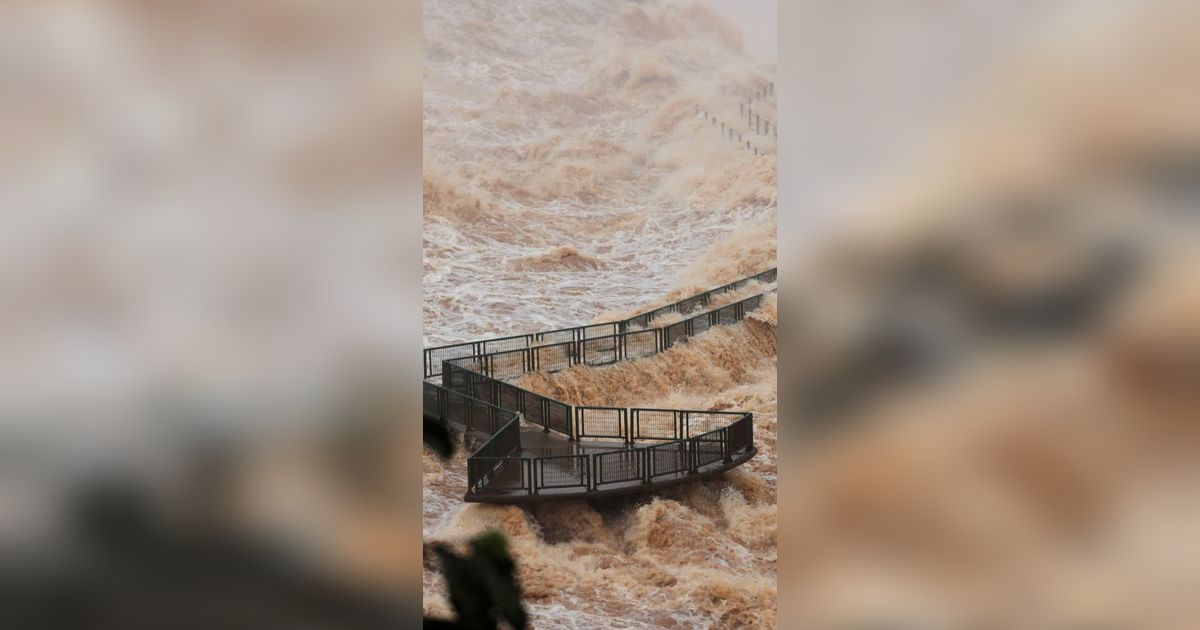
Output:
(423, 0), (777, 347)
(422, 1), (780, 625)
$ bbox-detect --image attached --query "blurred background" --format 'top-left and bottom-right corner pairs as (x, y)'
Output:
(1, 0), (425, 626)
(779, 0), (1200, 627)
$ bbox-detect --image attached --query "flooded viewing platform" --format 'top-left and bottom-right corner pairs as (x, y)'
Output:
(423, 269), (775, 503)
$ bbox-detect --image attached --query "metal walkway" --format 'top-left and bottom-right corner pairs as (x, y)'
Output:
(423, 269), (775, 503)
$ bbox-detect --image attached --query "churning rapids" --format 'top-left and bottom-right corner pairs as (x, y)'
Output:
(423, 0), (778, 627)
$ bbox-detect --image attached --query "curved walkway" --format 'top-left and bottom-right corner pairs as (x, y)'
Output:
(423, 269), (776, 503)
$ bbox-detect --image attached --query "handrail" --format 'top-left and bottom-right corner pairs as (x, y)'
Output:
(445, 288), (775, 382)
(440, 351), (755, 498)
(424, 268), (776, 378)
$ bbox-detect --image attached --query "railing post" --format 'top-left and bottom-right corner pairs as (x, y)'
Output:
(530, 459), (538, 495)
(588, 454), (597, 491)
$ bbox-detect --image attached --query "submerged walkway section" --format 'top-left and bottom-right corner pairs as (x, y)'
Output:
(423, 269), (776, 503)
(423, 269), (777, 379)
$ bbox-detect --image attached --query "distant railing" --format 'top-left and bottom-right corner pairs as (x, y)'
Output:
(439, 289), (773, 382)
(424, 268), (776, 378)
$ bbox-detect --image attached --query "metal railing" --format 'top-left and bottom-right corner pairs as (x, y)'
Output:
(424, 272), (771, 500)
(424, 268), (776, 378)
(430, 358), (755, 498)
(441, 289), (774, 383)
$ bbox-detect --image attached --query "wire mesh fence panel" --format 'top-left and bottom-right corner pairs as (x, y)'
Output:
(727, 415), (753, 456)
(521, 391), (545, 427)
(443, 362), (471, 396)
(582, 336), (618, 366)
(716, 303), (739, 325)
(445, 389), (469, 426)
(532, 342), (573, 372)
(486, 348), (529, 380)
(623, 313), (652, 330)
(677, 294), (706, 314)
(582, 323), (618, 339)
(756, 269), (777, 283)
(692, 430), (726, 469)
(740, 294), (763, 314)
(470, 398), (499, 435)
(648, 304), (675, 321)
(469, 457), (527, 493)
(690, 313), (712, 336)
(648, 441), (690, 478)
(632, 409), (678, 440)
(683, 411), (739, 437)
(482, 334), (532, 355)
(456, 356), (486, 374)
(595, 450), (643, 486)
(664, 320), (689, 348)
(497, 381), (523, 412)
(469, 374), (496, 405)
(493, 416), (521, 454)
(535, 455), (588, 491)
(622, 330), (659, 360)
(535, 327), (576, 346)
(423, 382), (441, 416)
(576, 407), (626, 441)
(545, 399), (572, 436)
(474, 416), (520, 460)
(426, 344), (477, 378)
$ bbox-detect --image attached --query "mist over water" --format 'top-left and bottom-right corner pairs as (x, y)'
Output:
(423, 0), (779, 626)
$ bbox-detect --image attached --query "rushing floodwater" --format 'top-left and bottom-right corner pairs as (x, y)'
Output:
(422, 0), (777, 346)
(423, 1), (779, 627)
